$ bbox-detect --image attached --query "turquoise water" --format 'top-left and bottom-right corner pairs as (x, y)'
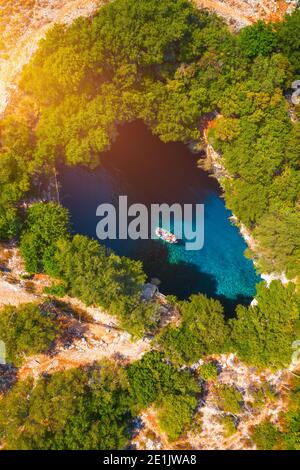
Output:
(59, 122), (260, 315)
(166, 194), (260, 305)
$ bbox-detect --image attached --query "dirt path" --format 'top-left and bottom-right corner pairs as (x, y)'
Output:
(19, 321), (150, 380)
(0, 276), (150, 379)
(0, 248), (150, 378)
(0, 277), (36, 307)
(0, 251), (297, 450)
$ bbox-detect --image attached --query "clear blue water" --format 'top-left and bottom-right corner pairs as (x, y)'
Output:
(59, 122), (260, 315)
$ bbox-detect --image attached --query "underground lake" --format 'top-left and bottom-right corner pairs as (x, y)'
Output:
(59, 121), (261, 315)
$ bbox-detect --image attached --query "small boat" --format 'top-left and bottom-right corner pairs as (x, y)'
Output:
(155, 227), (178, 244)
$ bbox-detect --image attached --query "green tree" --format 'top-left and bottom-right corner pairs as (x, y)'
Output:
(239, 21), (278, 58)
(198, 362), (218, 381)
(0, 206), (21, 240)
(229, 281), (300, 369)
(251, 421), (281, 450)
(157, 393), (198, 441)
(280, 380), (300, 450)
(0, 363), (133, 449)
(0, 116), (33, 241)
(110, 297), (161, 338)
(127, 351), (199, 439)
(158, 295), (227, 365)
(48, 234), (146, 309)
(220, 415), (237, 437)
(0, 303), (61, 366)
(213, 384), (243, 414)
(253, 210), (300, 279)
(20, 202), (70, 274)
(91, 0), (209, 68)
(44, 234), (155, 335)
(276, 9), (300, 72)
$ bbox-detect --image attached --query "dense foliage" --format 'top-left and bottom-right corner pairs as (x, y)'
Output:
(209, 69), (300, 277)
(0, 354), (201, 448)
(46, 234), (145, 307)
(212, 384), (243, 414)
(0, 363), (133, 449)
(0, 303), (61, 365)
(0, 116), (35, 239)
(251, 209), (300, 279)
(251, 421), (281, 450)
(45, 233), (159, 336)
(229, 281), (300, 369)
(127, 351), (200, 439)
(0, 0), (299, 450)
(19, 203), (158, 336)
(0, 0), (298, 277)
(20, 202), (70, 273)
(156, 281), (300, 371)
(280, 379), (300, 450)
(157, 294), (227, 365)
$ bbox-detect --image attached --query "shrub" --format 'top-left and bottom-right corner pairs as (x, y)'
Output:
(0, 206), (21, 240)
(220, 415), (237, 437)
(0, 363), (133, 449)
(213, 384), (243, 415)
(0, 303), (61, 365)
(158, 295), (227, 365)
(198, 362), (218, 381)
(20, 202), (70, 274)
(127, 351), (200, 439)
(157, 394), (198, 441)
(251, 421), (281, 450)
(239, 21), (278, 58)
(229, 281), (300, 369)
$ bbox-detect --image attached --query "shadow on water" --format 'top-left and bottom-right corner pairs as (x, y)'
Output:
(58, 121), (260, 317)
(131, 240), (217, 298)
(215, 294), (253, 318)
(129, 239), (248, 317)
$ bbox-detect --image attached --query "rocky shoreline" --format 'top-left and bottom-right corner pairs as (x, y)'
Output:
(0, 0), (294, 292)
(198, 126), (291, 291)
